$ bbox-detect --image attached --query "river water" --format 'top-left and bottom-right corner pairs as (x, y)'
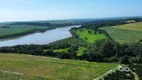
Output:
(0, 25), (80, 47)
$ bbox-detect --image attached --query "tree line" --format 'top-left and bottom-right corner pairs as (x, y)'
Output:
(0, 22), (76, 39)
(9, 22), (76, 27)
(0, 17), (142, 64)
(0, 28), (50, 39)
(0, 38), (142, 64)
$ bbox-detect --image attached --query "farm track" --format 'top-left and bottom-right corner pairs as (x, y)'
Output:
(93, 66), (118, 80)
(0, 70), (23, 75)
(94, 65), (140, 80)
(130, 70), (139, 80)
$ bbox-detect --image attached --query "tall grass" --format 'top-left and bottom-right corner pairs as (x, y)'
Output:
(101, 27), (142, 43)
(0, 53), (117, 80)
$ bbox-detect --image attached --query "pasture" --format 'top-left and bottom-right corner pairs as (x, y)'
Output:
(77, 47), (87, 56)
(0, 71), (46, 80)
(74, 28), (106, 43)
(43, 48), (69, 53)
(101, 27), (142, 43)
(0, 25), (48, 37)
(44, 46), (87, 57)
(112, 22), (142, 31)
(0, 53), (117, 80)
(101, 22), (142, 43)
(53, 48), (69, 53)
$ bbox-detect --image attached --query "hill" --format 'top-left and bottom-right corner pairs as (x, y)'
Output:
(0, 71), (47, 80)
(0, 53), (117, 80)
(101, 22), (142, 43)
(112, 22), (142, 31)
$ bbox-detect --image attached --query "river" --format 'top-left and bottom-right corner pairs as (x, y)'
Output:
(0, 25), (80, 47)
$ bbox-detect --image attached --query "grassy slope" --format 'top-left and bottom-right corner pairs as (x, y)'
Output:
(0, 72), (47, 80)
(0, 53), (117, 80)
(43, 48), (69, 53)
(77, 47), (87, 56)
(101, 24), (142, 43)
(53, 48), (69, 53)
(75, 28), (106, 43)
(112, 22), (142, 31)
(44, 47), (87, 56)
(0, 25), (48, 37)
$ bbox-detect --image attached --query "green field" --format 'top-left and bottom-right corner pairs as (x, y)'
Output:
(101, 22), (142, 43)
(77, 47), (87, 56)
(74, 28), (106, 43)
(44, 46), (87, 56)
(0, 53), (117, 80)
(112, 22), (142, 31)
(0, 72), (47, 80)
(53, 48), (69, 53)
(44, 48), (69, 53)
(0, 25), (48, 37)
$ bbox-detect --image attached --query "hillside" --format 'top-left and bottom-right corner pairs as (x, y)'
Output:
(112, 22), (142, 31)
(0, 71), (47, 80)
(101, 22), (142, 43)
(0, 53), (117, 80)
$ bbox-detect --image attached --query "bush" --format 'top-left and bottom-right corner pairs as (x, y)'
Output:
(119, 55), (130, 64)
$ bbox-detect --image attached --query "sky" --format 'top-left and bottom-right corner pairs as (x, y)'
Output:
(0, 0), (142, 22)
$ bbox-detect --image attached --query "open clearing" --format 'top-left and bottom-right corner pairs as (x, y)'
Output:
(101, 22), (142, 43)
(44, 46), (87, 57)
(0, 25), (48, 37)
(0, 71), (46, 80)
(77, 47), (87, 56)
(53, 48), (69, 53)
(0, 53), (117, 80)
(74, 28), (106, 43)
(112, 22), (142, 31)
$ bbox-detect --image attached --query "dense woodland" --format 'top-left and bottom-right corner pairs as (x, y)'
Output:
(129, 64), (142, 80)
(103, 70), (134, 80)
(0, 17), (142, 64)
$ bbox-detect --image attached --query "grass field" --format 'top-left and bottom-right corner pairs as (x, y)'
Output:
(77, 47), (87, 56)
(53, 48), (69, 53)
(0, 25), (48, 37)
(101, 22), (142, 43)
(44, 48), (69, 53)
(112, 22), (142, 31)
(74, 28), (106, 43)
(44, 47), (87, 56)
(101, 27), (142, 43)
(0, 53), (117, 80)
(0, 72), (47, 80)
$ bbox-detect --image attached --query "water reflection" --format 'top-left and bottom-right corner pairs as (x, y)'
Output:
(0, 25), (80, 47)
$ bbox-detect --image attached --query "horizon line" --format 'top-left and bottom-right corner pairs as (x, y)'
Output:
(0, 16), (142, 23)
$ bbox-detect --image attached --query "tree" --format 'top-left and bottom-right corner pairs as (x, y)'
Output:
(94, 31), (96, 34)
(99, 40), (116, 57)
(85, 37), (88, 40)
(88, 30), (92, 34)
(119, 55), (130, 64)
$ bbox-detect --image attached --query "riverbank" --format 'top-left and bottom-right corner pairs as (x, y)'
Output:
(0, 25), (80, 47)
(0, 27), (53, 40)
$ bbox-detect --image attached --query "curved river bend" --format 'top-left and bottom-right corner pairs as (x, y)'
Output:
(0, 25), (80, 47)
